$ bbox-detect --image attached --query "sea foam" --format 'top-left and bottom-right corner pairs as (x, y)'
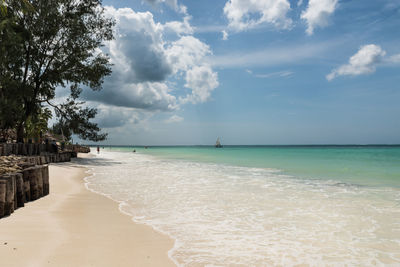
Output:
(80, 150), (400, 266)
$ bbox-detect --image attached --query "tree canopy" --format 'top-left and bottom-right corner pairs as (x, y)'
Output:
(0, 0), (114, 142)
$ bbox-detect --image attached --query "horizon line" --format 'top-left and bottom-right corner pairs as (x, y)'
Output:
(83, 144), (400, 147)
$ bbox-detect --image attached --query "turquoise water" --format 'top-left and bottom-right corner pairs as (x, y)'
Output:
(99, 145), (400, 188)
(86, 147), (400, 265)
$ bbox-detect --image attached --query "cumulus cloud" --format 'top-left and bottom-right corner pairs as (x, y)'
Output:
(183, 65), (219, 103)
(81, 6), (218, 112)
(85, 81), (178, 111)
(301, 0), (338, 35)
(144, 0), (187, 14)
(166, 36), (211, 72)
(326, 44), (386, 81)
(223, 0), (292, 31)
(94, 104), (142, 128)
(166, 36), (219, 103)
(163, 16), (194, 35)
(164, 115), (184, 123)
(105, 7), (171, 83)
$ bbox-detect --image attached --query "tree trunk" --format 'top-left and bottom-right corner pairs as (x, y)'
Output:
(16, 123), (24, 143)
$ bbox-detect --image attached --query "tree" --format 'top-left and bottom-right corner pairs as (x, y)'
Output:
(50, 93), (107, 142)
(0, 1), (26, 133)
(0, 0), (114, 142)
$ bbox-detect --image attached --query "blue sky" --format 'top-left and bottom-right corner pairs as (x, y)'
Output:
(79, 0), (400, 145)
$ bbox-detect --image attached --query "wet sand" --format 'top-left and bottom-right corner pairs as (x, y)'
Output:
(0, 155), (175, 267)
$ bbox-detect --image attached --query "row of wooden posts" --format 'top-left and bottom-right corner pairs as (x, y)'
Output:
(0, 165), (49, 218)
(0, 143), (58, 156)
(0, 151), (80, 219)
(65, 144), (91, 154)
(0, 143), (90, 157)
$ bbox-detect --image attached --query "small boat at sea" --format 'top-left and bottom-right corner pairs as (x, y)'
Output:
(215, 137), (223, 148)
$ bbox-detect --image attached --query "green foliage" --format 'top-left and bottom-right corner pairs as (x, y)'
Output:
(25, 107), (51, 141)
(0, 2), (6, 15)
(49, 93), (107, 142)
(0, 0), (114, 142)
(51, 119), (71, 142)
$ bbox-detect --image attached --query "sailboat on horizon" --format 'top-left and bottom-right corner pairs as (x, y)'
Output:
(215, 137), (223, 148)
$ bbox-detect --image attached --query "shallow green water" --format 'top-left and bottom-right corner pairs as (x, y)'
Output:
(97, 145), (400, 187)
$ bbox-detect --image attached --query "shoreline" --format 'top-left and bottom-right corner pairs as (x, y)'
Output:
(82, 168), (181, 267)
(0, 154), (175, 266)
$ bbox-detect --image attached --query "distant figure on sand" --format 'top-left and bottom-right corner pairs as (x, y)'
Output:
(97, 146), (100, 154)
(133, 149), (136, 153)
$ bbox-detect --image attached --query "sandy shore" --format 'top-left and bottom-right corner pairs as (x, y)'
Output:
(0, 154), (175, 267)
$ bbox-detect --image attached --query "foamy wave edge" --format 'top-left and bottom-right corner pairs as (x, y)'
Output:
(81, 166), (182, 267)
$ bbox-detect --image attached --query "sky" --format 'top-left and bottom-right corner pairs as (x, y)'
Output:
(68, 0), (400, 145)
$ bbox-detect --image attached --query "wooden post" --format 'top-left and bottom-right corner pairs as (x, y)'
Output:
(22, 169), (32, 202)
(22, 144), (28, 155)
(28, 144), (33, 156)
(39, 144), (46, 154)
(12, 144), (18, 155)
(27, 167), (39, 201)
(12, 174), (17, 210)
(17, 143), (23, 154)
(37, 166), (44, 198)
(0, 175), (15, 215)
(0, 180), (6, 218)
(15, 173), (25, 208)
(42, 166), (49, 196)
(4, 144), (11, 156)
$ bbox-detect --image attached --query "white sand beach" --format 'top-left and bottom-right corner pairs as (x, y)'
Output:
(0, 154), (175, 267)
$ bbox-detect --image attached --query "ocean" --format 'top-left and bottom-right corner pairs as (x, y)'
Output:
(82, 145), (400, 266)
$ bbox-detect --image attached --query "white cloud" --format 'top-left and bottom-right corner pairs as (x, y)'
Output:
(166, 36), (211, 73)
(164, 115), (184, 123)
(85, 81), (178, 111)
(82, 6), (218, 112)
(327, 44), (386, 81)
(144, 0), (187, 14)
(94, 104), (142, 128)
(105, 7), (170, 83)
(301, 0), (338, 35)
(183, 65), (219, 104)
(222, 30), (229, 40)
(166, 36), (219, 103)
(223, 0), (292, 31)
(163, 16), (193, 35)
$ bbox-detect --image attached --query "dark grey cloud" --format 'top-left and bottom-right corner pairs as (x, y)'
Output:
(93, 104), (142, 129)
(83, 81), (177, 111)
(115, 16), (172, 83)
(80, 6), (217, 112)
(81, 7), (176, 111)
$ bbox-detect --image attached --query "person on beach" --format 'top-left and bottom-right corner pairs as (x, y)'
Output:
(97, 146), (100, 154)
